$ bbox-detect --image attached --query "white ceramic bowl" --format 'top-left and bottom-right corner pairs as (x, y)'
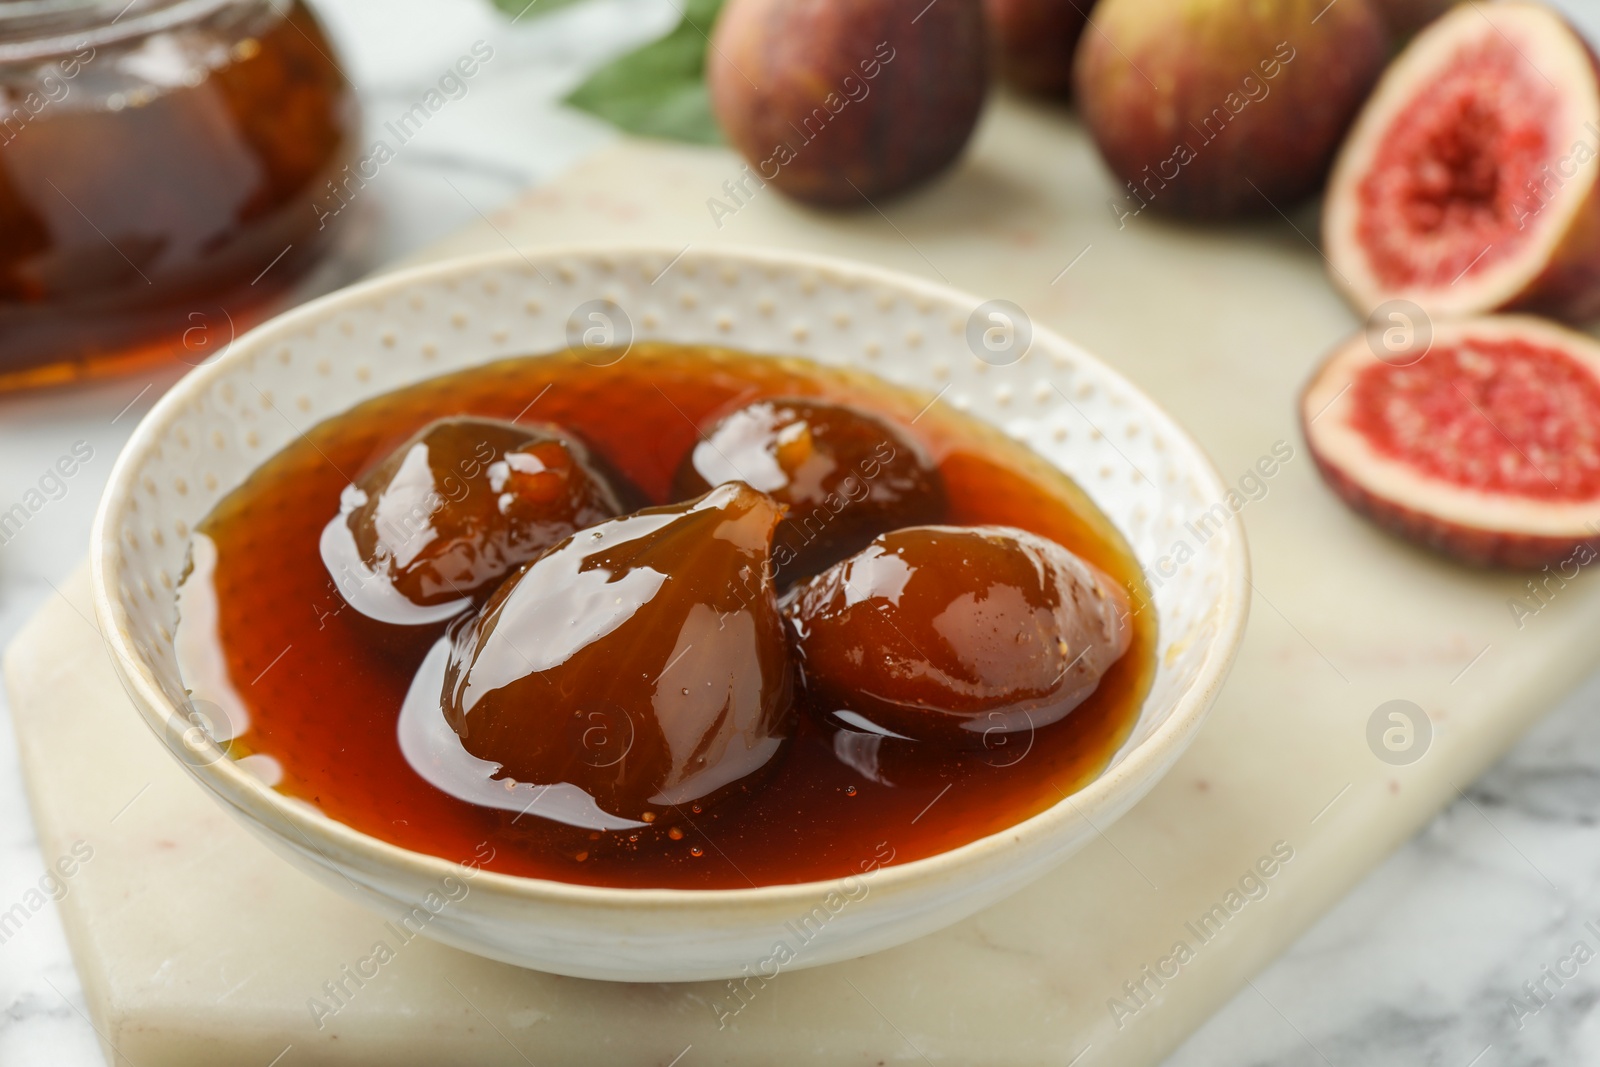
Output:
(92, 246), (1249, 982)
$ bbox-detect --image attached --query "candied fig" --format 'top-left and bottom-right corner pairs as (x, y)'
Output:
(672, 398), (945, 581)
(707, 0), (990, 206)
(441, 482), (795, 818)
(321, 417), (625, 623)
(784, 525), (1130, 743)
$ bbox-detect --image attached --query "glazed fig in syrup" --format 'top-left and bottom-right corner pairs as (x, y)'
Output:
(321, 418), (625, 622)
(179, 343), (1156, 888)
(784, 525), (1132, 743)
(672, 398), (945, 580)
(441, 482), (794, 818)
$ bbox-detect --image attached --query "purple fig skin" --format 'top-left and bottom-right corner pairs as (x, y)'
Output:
(707, 0), (990, 207)
(1373, 0), (1458, 40)
(984, 0), (1088, 97)
(1074, 0), (1389, 220)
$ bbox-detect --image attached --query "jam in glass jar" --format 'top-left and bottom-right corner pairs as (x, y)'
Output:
(0, 0), (358, 391)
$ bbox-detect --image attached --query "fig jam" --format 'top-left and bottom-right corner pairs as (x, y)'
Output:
(180, 345), (1156, 889)
(0, 0), (354, 391)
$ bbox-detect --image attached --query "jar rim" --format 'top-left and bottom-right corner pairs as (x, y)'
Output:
(0, 0), (276, 64)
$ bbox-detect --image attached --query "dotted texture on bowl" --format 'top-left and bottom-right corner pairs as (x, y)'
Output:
(104, 249), (1233, 775)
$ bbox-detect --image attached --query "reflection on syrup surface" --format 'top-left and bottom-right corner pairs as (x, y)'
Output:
(184, 345), (1156, 889)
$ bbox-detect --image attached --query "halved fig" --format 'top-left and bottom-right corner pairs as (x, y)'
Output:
(1324, 1), (1600, 323)
(1302, 315), (1600, 567)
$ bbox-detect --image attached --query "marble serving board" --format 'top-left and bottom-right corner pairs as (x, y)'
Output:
(12, 96), (1600, 1067)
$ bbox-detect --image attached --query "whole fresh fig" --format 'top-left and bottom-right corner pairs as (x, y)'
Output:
(707, 0), (990, 206)
(1074, 0), (1389, 220)
(984, 0), (1087, 97)
(1373, 0), (1457, 39)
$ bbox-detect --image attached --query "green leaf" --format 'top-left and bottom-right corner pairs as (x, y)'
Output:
(563, 0), (727, 144)
(490, 0), (594, 21)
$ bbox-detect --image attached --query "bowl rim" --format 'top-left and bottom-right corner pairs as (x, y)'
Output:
(91, 243), (1251, 909)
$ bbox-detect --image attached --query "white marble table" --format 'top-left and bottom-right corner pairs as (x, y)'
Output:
(3, 0), (1599, 1063)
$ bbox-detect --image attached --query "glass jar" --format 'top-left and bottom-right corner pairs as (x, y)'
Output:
(0, 0), (358, 391)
